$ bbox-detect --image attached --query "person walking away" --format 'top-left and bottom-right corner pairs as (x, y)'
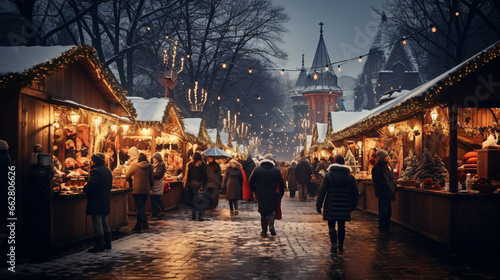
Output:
(248, 154), (285, 237)
(222, 159), (243, 215)
(282, 161), (290, 191)
(316, 155), (358, 253)
(242, 155), (256, 202)
(125, 153), (154, 232)
(150, 152), (166, 219)
(287, 161), (298, 198)
(295, 157), (313, 201)
(183, 152), (208, 221)
(371, 149), (397, 235)
(83, 153), (112, 252)
(206, 156), (222, 209)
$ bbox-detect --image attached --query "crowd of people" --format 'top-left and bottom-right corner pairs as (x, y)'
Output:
(1, 137), (396, 255)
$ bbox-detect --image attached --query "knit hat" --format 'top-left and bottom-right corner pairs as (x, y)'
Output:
(91, 153), (105, 165)
(263, 153), (274, 161)
(128, 146), (139, 157)
(0, 140), (8, 151)
(300, 156), (308, 162)
(376, 149), (389, 160)
(152, 152), (163, 162)
(334, 155), (345, 165)
(138, 153), (148, 162)
(193, 152), (202, 161)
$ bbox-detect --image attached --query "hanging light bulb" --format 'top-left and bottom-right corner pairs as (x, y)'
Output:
(217, 95), (221, 100)
(431, 110), (438, 122)
(358, 56), (363, 63)
(281, 69), (285, 75)
(430, 24), (436, 33)
(222, 61), (227, 68)
(122, 124), (129, 133)
(455, 11), (459, 16)
(325, 65), (329, 71)
(338, 65), (342, 72)
(313, 71), (318, 80)
(388, 124), (395, 134)
(248, 67), (252, 74)
(69, 111), (80, 125)
(402, 37), (407, 44)
(237, 97), (240, 102)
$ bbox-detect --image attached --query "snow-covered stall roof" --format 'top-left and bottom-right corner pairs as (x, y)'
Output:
(316, 123), (328, 143)
(207, 129), (218, 143)
(330, 110), (371, 133)
(127, 97), (170, 122)
(183, 118), (202, 136)
(0, 45), (75, 75)
(330, 40), (500, 141)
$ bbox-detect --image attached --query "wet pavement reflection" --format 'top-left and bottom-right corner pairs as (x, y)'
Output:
(2, 193), (500, 279)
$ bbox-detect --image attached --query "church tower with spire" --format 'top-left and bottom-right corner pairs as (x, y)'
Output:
(290, 54), (309, 133)
(302, 22), (343, 124)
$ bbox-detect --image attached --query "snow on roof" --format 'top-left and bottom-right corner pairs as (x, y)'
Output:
(207, 128), (217, 143)
(127, 96), (170, 122)
(0, 45), (75, 75)
(316, 123), (328, 143)
(52, 98), (130, 122)
(183, 118), (202, 136)
(330, 110), (371, 133)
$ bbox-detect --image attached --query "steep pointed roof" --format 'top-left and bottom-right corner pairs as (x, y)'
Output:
(303, 22), (341, 93)
(292, 54), (309, 95)
(370, 12), (390, 59)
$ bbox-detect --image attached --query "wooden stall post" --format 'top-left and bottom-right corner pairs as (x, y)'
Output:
(449, 103), (458, 193)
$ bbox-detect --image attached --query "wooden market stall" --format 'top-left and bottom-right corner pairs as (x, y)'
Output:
(0, 45), (136, 254)
(125, 97), (186, 213)
(327, 41), (500, 248)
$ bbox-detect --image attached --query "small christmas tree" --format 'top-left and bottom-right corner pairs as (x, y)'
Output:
(400, 150), (420, 180)
(344, 149), (359, 173)
(413, 149), (448, 184)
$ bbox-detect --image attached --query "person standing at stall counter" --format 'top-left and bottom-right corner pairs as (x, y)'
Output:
(83, 153), (112, 253)
(150, 152), (166, 219)
(371, 149), (397, 235)
(126, 152), (154, 232)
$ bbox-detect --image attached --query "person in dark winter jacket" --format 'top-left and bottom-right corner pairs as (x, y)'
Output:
(242, 155), (257, 202)
(150, 152), (166, 219)
(295, 157), (313, 201)
(248, 153), (285, 237)
(83, 153), (113, 252)
(223, 159), (243, 214)
(206, 156), (222, 208)
(287, 162), (298, 198)
(316, 155), (358, 253)
(125, 152), (154, 232)
(183, 152), (208, 221)
(371, 149), (396, 235)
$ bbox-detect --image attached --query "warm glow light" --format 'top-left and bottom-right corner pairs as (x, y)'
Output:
(325, 65), (329, 71)
(402, 37), (407, 44)
(222, 61), (227, 69)
(122, 124), (129, 133)
(358, 56), (363, 63)
(431, 110), (438, 121)
(248, 67), (252, 74)
(281, 69), (285, 75)
(142, 128), (149, 134)
(388, 124), (395, 134)
(237, 97), (240, 102)
(110, 125), (117, 132)
(455, 11), (459, 16)
(69, 112), (80, 125)
(313, 72), (318, 80)
(338, 65), (342, 72)
(431, 25), (436, 33)
(93, 117), (102, 127)
(218, 95), (221, 100)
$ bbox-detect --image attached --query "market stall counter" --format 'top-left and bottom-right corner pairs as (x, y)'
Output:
(51, 188), (131, 248)
(358, 180), (500, 249)
(127, 181), (183, 215)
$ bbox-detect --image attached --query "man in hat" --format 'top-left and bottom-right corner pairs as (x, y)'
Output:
(248, 153), (285, 237)
(295, 157), (313, 201)
(84, 153), (112, 252)
(371, 149), (397, 235)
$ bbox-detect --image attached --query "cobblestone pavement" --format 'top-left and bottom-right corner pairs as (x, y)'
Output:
(2, 193), (500, 279)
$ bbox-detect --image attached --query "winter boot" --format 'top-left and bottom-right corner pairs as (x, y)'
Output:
(88, 235), (105, 253)
(104, 232), (112, 250)
(198, 211), (204, 221)
(261, 216), (268, 237)
(329, 230), (337, 253)
(268, 215), (276, 236)
(142, 221), (149, 229)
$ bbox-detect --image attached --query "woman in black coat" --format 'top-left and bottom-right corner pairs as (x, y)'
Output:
(248, 154), (285, 237)
(222, 159), (243, 214)
(316, 155), (358, 253)
(83, 153), (112, 253)
(183, 152), (208, 221)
